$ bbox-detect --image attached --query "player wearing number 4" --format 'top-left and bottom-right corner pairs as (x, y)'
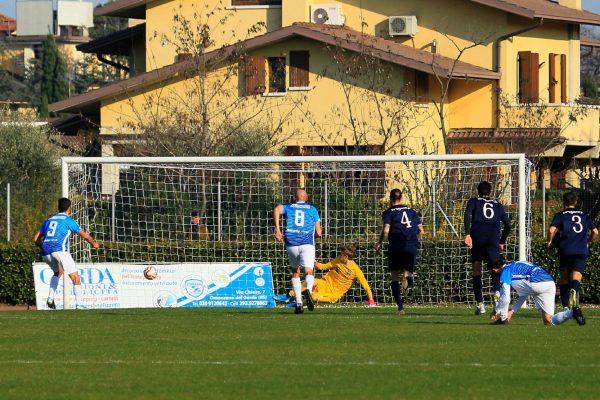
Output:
(376, 189), (424, 315)
(464, 181), (511, 316)
(548, 192), (598, 317)
(274, 189), (322, 314)
(33, 198), (100, 310)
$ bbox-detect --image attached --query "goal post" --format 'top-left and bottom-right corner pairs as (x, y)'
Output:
(59, 154), (532, 309)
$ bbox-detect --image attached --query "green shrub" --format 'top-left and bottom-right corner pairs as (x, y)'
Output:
(0, 243), (39, 305)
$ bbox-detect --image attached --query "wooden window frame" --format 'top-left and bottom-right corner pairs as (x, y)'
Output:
(244, 56), (266, 96)
(289, 50), (309, 88)
(518, 51), (540, 104)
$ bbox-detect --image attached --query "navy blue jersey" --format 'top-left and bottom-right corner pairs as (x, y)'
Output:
(550, 209), (596, 256)
(464, 197), (511, 244)
(382, 205), (421, 251)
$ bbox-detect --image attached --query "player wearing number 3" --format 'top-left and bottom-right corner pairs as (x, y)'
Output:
(464, 181), (511, 316)
(548, 192), (597, 320)
(33, 198), (100, 310)
(274, 189), (322, 314)
(376, 189), (424, 315)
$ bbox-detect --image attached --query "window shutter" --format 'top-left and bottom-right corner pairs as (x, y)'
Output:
(561, 54), (567, 103)
(289, 51), (309, 87)
(244, 56), (265, 96)
(415, 71), (429, 103)
(232, 0), (281, 5)
(549, 53), (556, 103)
(518, 51), (539, 103)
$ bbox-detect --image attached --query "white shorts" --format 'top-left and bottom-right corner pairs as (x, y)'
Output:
(286, 245), (315, 270)
(513, 280), (556, 315)
(43, 252), (78, 276)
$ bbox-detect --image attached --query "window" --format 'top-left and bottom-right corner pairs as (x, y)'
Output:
(244, 56), (266, 95)
(415, 70), (429, 103)
(289, 51), (309, 88)
(518, 51), (539, 103)
(231, 0), (281, 5)
(548, 53), (567, 103)
(268, 57), (286, 93)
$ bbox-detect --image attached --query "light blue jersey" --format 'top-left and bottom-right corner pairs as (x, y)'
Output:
(500, 261), (554, 285)
(282, 202), (320, 246)
(39, 213), (81, 256)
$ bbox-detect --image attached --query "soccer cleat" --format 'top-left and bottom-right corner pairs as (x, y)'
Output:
(569, 289), (578, 309)
(491, 318), (509, 325)
(46, 298), (56, 310)
(572, 306), (586, 326)
(302, 289), (314, 312)
(475, 302), (486, 315)
(397, 309), (406, 316)
(294, 304), (304, 314)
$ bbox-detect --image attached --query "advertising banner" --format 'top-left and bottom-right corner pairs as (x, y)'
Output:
(32, 262), (275, 310)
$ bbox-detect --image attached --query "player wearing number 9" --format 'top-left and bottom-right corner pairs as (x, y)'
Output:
(33, 197), (100, 310)
(548, 191), (598, 316)
(463, 181), (511, 316)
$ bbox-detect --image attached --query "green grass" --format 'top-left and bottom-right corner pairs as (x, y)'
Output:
(0, 307), (598, 400)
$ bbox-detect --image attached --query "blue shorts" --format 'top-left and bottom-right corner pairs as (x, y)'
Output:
(470, 242), (500, 263)
(559, 254), (587, 273)
(387, 249), (416, 273)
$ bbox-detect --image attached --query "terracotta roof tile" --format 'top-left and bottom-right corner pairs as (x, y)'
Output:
(448, 128), (563, 143)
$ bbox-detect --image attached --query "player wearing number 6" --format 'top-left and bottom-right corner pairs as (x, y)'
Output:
(274, 189), (322, 314)
(33, 198), (100, 310)
(375, 188), (424, 315)
(464, 181), (511, 316)
(548, 192), (598, 318)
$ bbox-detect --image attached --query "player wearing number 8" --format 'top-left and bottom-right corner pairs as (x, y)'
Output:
(274, 189), (322, 314)
(463, 181), (511, 316)
(548, 192), (598, 316)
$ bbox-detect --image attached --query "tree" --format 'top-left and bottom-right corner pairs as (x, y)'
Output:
(582, 73), (598, 99)
(40, 35), (68, 116)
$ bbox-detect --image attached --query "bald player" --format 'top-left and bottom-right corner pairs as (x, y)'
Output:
(274, 189), (322, 314)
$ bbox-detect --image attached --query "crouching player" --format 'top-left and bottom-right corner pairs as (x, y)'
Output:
(489, 259), (585, 326)
(290, 245), (375, 305)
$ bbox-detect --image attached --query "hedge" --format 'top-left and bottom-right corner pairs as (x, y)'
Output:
(1, 240), (599, 305)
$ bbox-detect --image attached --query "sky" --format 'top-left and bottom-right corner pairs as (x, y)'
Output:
(0, 0), (599, 20)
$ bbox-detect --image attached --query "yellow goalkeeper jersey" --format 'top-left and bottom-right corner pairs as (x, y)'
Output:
(316, 258), (373, 299)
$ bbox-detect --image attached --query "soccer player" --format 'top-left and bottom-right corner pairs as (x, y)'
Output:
(274, 189), (322, 314)
(375, 188), (423, 315)
(33, 197), (100, 310)
(547, 191), (598, 315)
(489, 259), (585, 326)
(464, 181), (511, 315)
(289, 244), (376, 305)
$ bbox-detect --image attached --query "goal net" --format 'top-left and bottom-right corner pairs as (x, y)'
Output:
(63, 155), (532, 306)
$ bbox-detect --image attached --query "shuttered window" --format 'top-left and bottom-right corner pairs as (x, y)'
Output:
(231, 0), (281, 5)
(518, 51), (539, 103)
(549, 53), (557, 103)
(268, 57), (286, 93)
(549, 53), (567, 103)
(244, 56), (266, 96)
(560, 54), (567, 103)
(415, 71), (429, 103)
(289, 51), (309, 87)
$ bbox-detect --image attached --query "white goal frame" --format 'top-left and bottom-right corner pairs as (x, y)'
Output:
(60, 154), (530, 309)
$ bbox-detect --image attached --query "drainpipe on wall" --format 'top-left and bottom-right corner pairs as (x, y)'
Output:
(494, 18), (544, 129)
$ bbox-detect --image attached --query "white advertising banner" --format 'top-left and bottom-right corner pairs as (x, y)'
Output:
(32, 262), (275, 310)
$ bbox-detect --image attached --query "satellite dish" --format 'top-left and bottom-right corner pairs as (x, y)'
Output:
(312, 8), (329, 24)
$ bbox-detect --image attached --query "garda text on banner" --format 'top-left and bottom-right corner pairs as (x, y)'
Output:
(32, 263), (275, 310)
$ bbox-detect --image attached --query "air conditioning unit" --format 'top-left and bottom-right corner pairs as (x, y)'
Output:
(389, 16), (418, 37)
(311, 4), (344, 26)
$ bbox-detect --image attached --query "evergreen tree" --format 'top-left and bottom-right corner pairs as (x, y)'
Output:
(582, 73), (598, 99)
(40, 35), (68, 116)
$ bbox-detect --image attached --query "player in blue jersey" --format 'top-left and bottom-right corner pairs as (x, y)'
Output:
(375, 188), (424, 315)
(464, 181), (511, 316)
(33, 198), (100, 310)
(548, 191), (598, 315)
(489, 259), (585, 326)
(274, 189), (322, 314)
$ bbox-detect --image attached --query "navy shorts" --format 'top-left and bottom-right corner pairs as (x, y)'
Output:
(470, 242), (500, 263)
(559, 254), (587, 273)
(387, 250), (416, 273)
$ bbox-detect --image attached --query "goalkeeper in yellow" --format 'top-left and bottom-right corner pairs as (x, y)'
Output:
(290, 244), (375, 305)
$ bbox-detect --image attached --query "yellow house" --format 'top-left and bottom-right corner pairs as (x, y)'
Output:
(49, 0), (600, 183)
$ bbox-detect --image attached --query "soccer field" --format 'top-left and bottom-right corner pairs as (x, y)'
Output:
(1, 307), (598, 400)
